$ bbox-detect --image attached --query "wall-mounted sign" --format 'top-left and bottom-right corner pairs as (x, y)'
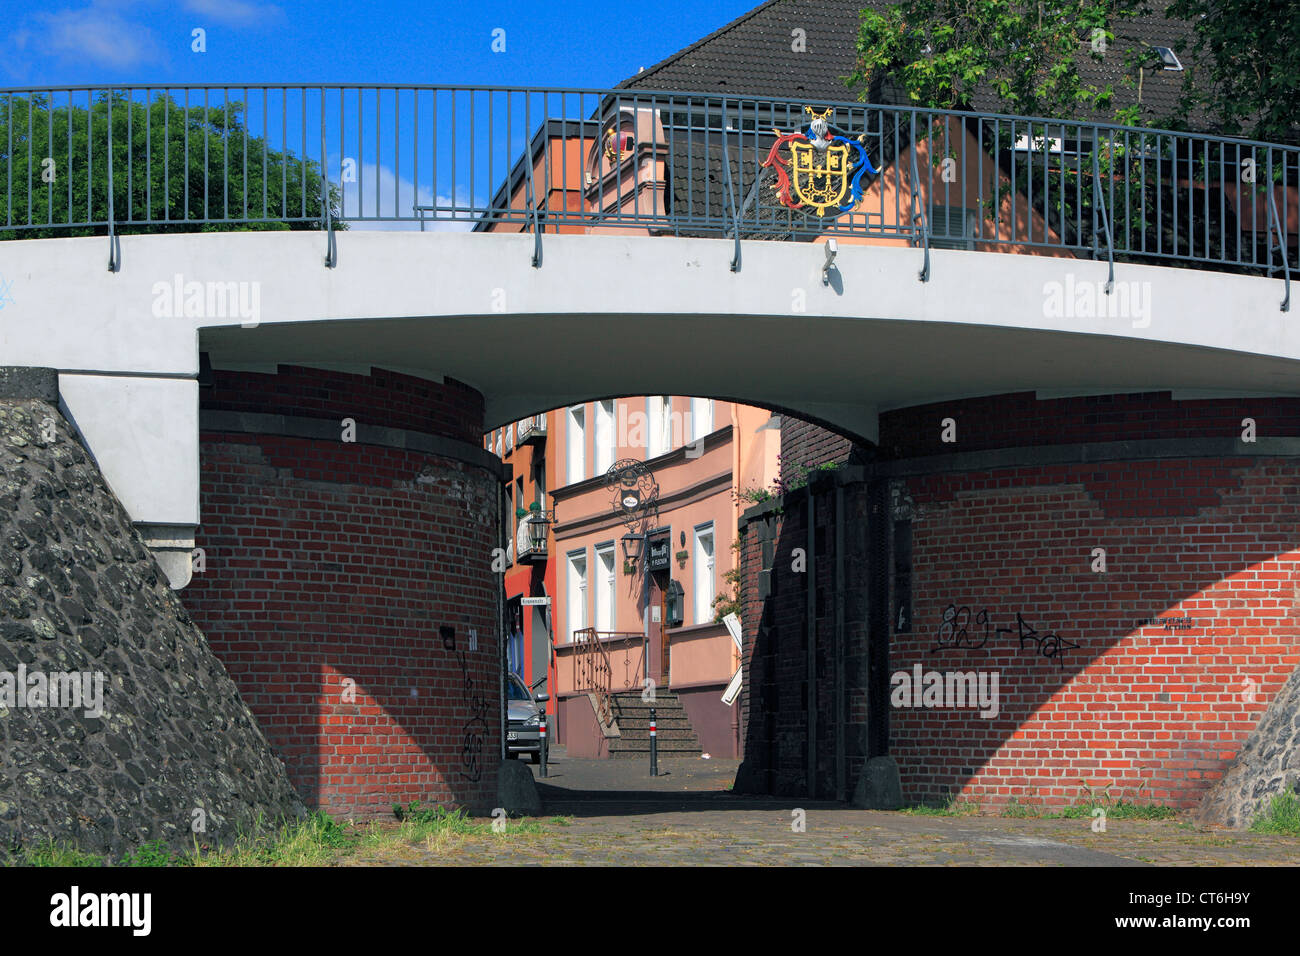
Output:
(521, 597), (550, 607)
(647, 533), (671, 573)
(605, 459), (660, 537)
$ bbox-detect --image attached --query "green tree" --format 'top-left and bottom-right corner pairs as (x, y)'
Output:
(0, 90), (343, 239)
(1166, 0), (1300, 145)
(844, 1), (1284, 275)
(844, 0), (1150, 120)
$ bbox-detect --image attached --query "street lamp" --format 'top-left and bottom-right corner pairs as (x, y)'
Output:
(526, 505), (553, 552)
(622, 532), (646, 562)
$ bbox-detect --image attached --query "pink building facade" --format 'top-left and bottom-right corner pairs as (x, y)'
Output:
(548, 397), (779, 758)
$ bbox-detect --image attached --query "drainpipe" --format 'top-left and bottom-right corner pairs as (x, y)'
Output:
(499, 476), (507, 766)
(806, 483), (817, 799)
(834, 481), (845, 801)
(732, 408), (742, 758)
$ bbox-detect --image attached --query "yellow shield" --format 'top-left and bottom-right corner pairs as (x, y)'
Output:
(790, 140), (849, 217)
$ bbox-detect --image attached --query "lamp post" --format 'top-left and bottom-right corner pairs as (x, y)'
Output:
(524, 503), (554, 775)
(622, 531), (650, 686)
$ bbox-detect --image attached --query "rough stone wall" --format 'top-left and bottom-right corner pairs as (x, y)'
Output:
(1197, 664), (1300, 828)
(0, 392), (305, 860)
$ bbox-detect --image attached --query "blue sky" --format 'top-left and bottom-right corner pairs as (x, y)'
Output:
(2, 0), (761, 89)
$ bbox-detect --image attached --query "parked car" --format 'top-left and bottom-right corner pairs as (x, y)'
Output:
(506, 672), (548, 764)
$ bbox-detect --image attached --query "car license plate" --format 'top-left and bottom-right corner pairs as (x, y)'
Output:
(507, 732), (518, 741)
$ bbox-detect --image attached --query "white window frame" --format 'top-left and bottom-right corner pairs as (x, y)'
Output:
(566, 549), (588, 642)
(595, 400), (616, 475)
(690, 397), (713, 442)
(595, 542), (616, 632)
(693, 523), (715, 625)
(647, 395), (671, 458)
(566, 404), (586, 484)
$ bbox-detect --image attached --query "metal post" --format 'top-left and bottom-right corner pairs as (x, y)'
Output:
(649, 706), (658, 777)
(642, 529), (651, 683)
(538, 711), (548, 777)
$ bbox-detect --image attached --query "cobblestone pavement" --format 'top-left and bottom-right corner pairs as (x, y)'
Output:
(342, 754), (1300, 866)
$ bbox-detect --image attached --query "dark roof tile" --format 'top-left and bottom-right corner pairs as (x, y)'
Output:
(620, 0), (1206, 130)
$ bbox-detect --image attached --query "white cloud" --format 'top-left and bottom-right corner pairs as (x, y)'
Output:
(35, 7), (163, 70)
(180, 0), (283, 27)
(336, 159), (480, 233)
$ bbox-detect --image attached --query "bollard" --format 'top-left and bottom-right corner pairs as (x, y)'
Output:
(539, 713), (548, 778)
(649, 706), (658, 778)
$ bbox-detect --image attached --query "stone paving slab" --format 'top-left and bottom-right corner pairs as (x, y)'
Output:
(531, 749), (740, 795)
(339, 754), (1300, 866)
(342, 807), (1300, 866)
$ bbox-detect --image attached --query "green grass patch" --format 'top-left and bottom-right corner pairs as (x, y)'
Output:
(121, 839), (194, 867)
(1000, 797), (1041, 818)
(20, 840), (109, 867)
(13, 803), (557, 867)
(901, 795), (980, 816)
(1249, 790), (1300, 836)
(1054, 800), (1177, 820)
(1049, 781), (1177, 821)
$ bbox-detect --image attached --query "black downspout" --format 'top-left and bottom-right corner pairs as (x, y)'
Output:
(498, 466), (512, 767)
(806, 484), (817, 799)
(834, 481), (846, 801)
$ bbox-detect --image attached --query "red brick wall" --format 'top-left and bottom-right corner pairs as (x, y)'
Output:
(205, 364), (484, 443)
(184, 367), (502, 819)
(754, 392), (1300, 810)
(779, 418), (854, 483)
(877, 391), (1291, 458)
(893, 456), (1300, 810)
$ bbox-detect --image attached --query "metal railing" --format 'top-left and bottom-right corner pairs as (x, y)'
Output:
(570, 628), (646, 726)
(0, 84), (1295, 305)
(515, 516), (547, 561)
(516, 414), (547, 443)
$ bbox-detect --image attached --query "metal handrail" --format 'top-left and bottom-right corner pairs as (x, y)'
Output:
(571, 626), (614, 725)
(0, 83), (1295, 289)
(1, 82), (1291, 150)
(720, 99), (741, 272)
(1092, 128), (1116, 295)
(908, 111), (930, 282)
(1268, 185), (1293, 313)
(570, 628), (647, 726)
(524, 96), (542, 268)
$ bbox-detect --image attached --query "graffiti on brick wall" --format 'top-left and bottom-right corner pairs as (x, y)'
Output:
(932, 604), (1078, 669)
(442, 625), (489, 782)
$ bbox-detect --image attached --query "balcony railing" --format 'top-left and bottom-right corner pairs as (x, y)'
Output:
(517, 414), (547, 444)
(515, 515), (547, 563)
(0, 84), (1293, 306)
